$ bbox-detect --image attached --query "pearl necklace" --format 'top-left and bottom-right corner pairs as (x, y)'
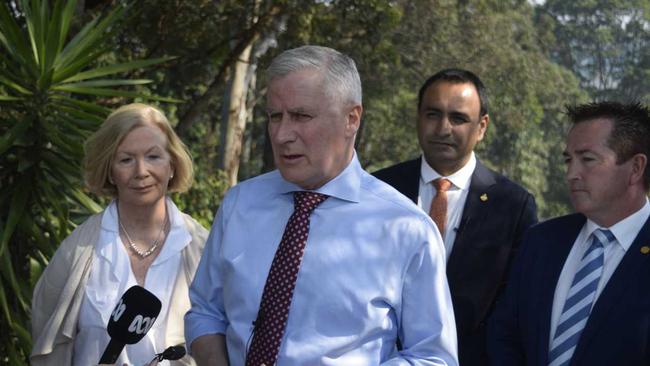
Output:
(118, 206), (169, 258)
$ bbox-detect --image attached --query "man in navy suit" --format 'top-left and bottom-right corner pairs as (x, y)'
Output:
(488, 101), (650, 365)
(374, 68), (537, 365)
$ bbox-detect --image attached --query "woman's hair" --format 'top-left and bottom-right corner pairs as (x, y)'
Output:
(84, 103), (194, 197)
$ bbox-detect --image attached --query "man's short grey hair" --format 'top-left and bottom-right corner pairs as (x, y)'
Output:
(267, 45), (362, 106)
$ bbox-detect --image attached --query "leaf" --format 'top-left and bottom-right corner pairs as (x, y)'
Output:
(60, 78), (154, 88)
(57, 0), (78, 52)
(52, 16), (103, 71)
(0, 1), (36, 71)
(0, 242), (29, 313)
(19, 0), (45, 71)
(0, 75), (32, 95)
(36, 180), (68, 230)
(0, 95), (22, 101)
(56, 3), (128, 68)
(61, 57), (176, 83)
(40, 149), (81, 178)
(52, 85), (182, 102)
(0, 285), (14, 331)
(51, 104), (105, 126)
(42, 0), (66, 74)
(51, 44), (112, 83)
(29, 257), (44, 291)
(0, 117), (33, 156)
(71, 189), (103, 213)
(50, 94), (112, 115)
(0, 183), (30, 259)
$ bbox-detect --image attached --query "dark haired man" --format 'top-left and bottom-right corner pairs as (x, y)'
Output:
(488, 101), (650, 365)
(374, 68), (537, 365)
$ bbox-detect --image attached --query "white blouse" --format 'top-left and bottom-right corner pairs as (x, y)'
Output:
(73, 198), (191, 366)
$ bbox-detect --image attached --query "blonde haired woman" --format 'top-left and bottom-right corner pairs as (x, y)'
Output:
(31, 103), (207, 366)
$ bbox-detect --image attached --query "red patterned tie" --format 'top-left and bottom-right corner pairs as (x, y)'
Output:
(245, 191), (328, 366)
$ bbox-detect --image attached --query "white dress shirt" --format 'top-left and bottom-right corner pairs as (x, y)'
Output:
(419, 152), (476, 258)
(186, 153), (458, 366)
(548, 198), (650, 345)
(73, 198), (191, 366)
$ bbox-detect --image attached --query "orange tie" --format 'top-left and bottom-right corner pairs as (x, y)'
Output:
(429, 178), (452, 236)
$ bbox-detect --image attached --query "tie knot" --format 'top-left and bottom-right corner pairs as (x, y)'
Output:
(293, 191), (328, 213)
(592, 228), (616, 247)
(433, 178), (452, 193)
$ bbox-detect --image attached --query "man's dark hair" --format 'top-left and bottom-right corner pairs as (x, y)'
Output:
(567, 101), (650, 190)
(417, 68), (489, 116)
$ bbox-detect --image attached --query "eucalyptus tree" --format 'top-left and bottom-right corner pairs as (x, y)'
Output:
(539, 0), (650, 102)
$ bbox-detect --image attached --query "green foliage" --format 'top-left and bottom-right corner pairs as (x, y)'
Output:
(172, 169), (230, 230)
(356, 0), (587, 218)
(0, 0), (171, 363)
(171, 111), (231, 229)
(540, 0), (650, 102)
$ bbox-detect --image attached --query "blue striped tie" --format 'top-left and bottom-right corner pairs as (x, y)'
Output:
(548, 228), (615, 366)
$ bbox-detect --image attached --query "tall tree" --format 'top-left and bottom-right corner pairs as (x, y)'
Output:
(218, 0), (263, 186)
(539, 0), (650, 102)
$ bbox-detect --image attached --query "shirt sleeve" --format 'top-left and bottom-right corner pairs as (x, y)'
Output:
(184, 192), (233, 350)
(382, 218), (459, 366)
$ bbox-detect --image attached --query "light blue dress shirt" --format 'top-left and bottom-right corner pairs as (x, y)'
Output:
(185, 155), (458, 365)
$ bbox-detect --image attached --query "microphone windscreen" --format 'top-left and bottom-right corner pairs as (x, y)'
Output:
(106, 285), (162, 344)
(161, 345), (186, 360)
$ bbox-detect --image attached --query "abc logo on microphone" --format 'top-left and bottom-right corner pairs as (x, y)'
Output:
(107, 285), (162, 343)
(99, 285), (162, 364)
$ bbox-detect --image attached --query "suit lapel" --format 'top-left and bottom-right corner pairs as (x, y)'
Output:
(404, 157), (421, 204)
(446, 160), (495, 276)
(572, 216), (650, 362)
(535, 215), (584, 364)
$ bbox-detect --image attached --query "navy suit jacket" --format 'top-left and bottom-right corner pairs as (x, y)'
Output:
(373, 157), (537, 366)
(488, 213), (650, 365)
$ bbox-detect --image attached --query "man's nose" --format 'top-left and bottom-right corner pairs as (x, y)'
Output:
(565, 160), (580, 182)
(271, 117), (297, 144)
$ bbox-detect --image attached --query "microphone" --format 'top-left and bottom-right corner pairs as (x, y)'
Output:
(155, 345), (186, 361)
(99, 285), (162, 364)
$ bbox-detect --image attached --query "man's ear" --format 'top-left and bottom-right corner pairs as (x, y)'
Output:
(629, 153), (648, 186)
(345, 104), (363, 138)
(477, 114), (489, 141)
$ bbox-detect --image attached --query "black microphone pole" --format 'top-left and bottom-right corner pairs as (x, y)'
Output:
(99, 338), (126, 364)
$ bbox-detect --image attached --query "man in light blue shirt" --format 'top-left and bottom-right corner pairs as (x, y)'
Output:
(185, 45), (458, 366)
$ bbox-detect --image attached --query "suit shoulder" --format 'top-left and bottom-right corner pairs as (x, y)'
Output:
(484, 167), (532, 196)
(372, 158), (419, 182)
(528, 213), (585, 236)
(478, 166), (535, 212)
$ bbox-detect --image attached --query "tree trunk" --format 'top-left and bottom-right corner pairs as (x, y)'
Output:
(219, 43), (254, 187)
(175, 3), (281, 140)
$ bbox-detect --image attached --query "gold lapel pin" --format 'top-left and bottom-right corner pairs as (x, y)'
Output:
(480, 193), (488, 202)
(641, 246), (650, 254)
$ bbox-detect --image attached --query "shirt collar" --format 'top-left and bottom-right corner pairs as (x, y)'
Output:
(274, 151), (362, 203)
(584, 198), (650, 252)
(420, 152), (476, 190)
